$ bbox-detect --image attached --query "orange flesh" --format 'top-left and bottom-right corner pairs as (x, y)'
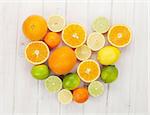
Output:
(78, 61), (99, 81)
(109, 26), (131, 46)
(26, 43), (48, 63)
(63, 24), (86, 46)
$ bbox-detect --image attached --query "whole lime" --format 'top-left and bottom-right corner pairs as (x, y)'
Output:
(101, 65), (118, 83)
(31, 64), (50, 80)
(63, 73), (80, 90)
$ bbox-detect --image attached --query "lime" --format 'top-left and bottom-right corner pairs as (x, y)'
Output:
(31, 64), (50, 80)
(63, 73), (80, 90)
(75, 44), (91, 61)
(58, 89), (73, 104)
(97, 46), (121, 65)
(88, 81), (104, 97)
(87, 32), (105, 51)
(47, 15), (65, 32)
(92, 16), (110, 33)
(101, 65), (118, 83)
(44, 76), (62, 93)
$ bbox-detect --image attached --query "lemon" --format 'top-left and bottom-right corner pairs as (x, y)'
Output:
(75, 45), (91, 61)
(97, 46), (121, 65)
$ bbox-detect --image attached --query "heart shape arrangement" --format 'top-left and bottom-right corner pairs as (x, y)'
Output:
(23, 15), (132, 104)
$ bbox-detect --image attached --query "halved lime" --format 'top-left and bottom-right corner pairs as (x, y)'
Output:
(44, 76), (62, 93)
(92, 16), (110, 33)
(87, 32), (105, 51)
(47, 15), (65, 32)
(58, 89), (73, 104)
(88, 81), (104, 97)
(75, 44), (91, 61)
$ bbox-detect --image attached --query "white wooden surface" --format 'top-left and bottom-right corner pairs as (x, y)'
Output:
(0, 0), (149, 115)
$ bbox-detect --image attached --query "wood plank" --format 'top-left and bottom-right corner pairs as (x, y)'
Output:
(14, 2), (43, 114)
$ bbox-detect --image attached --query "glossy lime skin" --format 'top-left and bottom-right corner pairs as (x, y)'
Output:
(101, 65), (118, 83)
(63, 73), (80, 90)
(31, 64), (50, 80)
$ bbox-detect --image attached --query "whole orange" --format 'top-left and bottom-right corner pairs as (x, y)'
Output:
(48, 46), (77, 75)
(44, 32), (61, 48)
(73, 88), (89, 103)
(22, 15), (47, 41)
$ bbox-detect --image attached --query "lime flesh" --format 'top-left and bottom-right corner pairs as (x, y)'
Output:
(44, 76), (62, 93)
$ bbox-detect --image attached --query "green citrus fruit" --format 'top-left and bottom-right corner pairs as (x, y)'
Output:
(97, 46), (121, 65)
(31, 64), (50, 80)
(101, 65), (118, 83)
(63, 73), (80, 90)
(44, 76), (62, 93)
(88, 81), (104, 97)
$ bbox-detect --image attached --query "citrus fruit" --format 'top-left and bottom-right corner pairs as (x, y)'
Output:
(77, 59), (101, 83)
(88, 81), (104, 97)
(31, 64), (50, 80)
(58, 89), (73, 104)
(25, 41), (50, 65)
(44, 76), (62, 93)
(47, 15), (65, 32)
(87, 32), (105, 51)
(62, 23), (87, 48)
(48, 46), (76, 75)
(108, 24), (132, 47)
(73, 88), (89, 103)
(97, 46), (121, 65)
(44, 32), (61, 48)
(75, 45), (91, 61)
(101, 65), (118, 83)
(63, 73), (80, 90)
(22, 15), (47, 41)
(92, 16), (110, 33)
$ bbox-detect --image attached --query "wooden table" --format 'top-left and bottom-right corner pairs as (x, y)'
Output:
(0, 0), (148, 115)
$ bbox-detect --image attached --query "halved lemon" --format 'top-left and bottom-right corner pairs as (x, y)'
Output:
(25, 41), (50, 65)
(62, 23), (87, 48)
(75, 44), (91, 61)
(47, 15), (65, 32)
(77, 59), (101, 83)
(108, 24), (132, 47)
(87, 32), (105, 51)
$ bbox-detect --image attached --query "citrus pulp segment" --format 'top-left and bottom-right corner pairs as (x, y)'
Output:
(62, 23), (87, 48)
(24, 41), (50, 65)
(87, 32), (105, 51)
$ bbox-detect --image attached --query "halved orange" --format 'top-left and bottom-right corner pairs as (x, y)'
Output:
(108, 24), (132, 47)
(62, 23), (87, 48)
(77, 60), (100, 83)
(25, 41), (50, 65)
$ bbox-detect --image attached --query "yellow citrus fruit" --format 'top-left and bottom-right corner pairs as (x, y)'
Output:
(25, 41), (50, 65)
(62, 23), (87, 48)
(77, 60), (100, 83)
(22, 15), (47, 41)
(47, 15), (65, 32)
(75, 44), (91, 61)
(97, 46), (121, 65)
(108, 24), (132, 47)
(87, 32), (105, 51)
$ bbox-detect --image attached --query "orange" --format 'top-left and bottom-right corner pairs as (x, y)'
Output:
(77, 59), (100, 83)
(62, 23), (87, 48)
(22, 15), (47, 41)
(73, 88), (89, 103)
(48, 46), (77, 75)
(25, 41), (50, 65)
(44, 32), (61, 48)
(108, 24), (132, 47)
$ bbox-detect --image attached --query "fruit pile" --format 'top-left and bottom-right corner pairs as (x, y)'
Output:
(23, 15), (131, 104)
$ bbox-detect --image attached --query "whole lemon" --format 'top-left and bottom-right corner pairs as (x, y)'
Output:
(97, 46), (121, 65)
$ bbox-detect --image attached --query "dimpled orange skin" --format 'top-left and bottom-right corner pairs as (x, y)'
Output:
(48, 46), (77, 75)
(22, 15), (48, 41)
(73, 88), (89, 103)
